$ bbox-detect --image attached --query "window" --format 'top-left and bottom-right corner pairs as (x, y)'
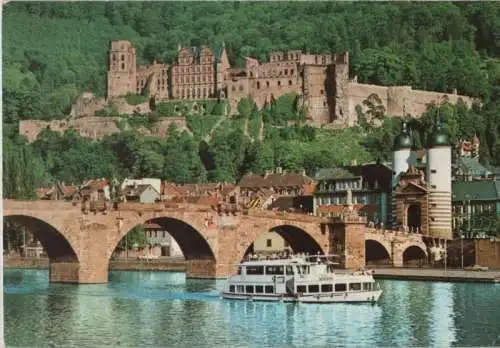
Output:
(431, 169), (437, 174)
(290, 69), (294, 75)
(288, 80), (293, 86)
(297, 285), (307, 293)
(362, 283), (372, 291)
(278, 81), (282, 87)
(285, 69), (288, 75)
(266, 239), (272, 247)
(265, 266), (284, 275)
(255, 285), (264, 293)
(320, 89), (324, 95)
(286, 266), (293, 275)
(257, 81), (260, 89)
(121, 55), (125, 61)
(246, 266), (264, 275)
(432, 203), (437, 208)
(349, 283), (362, 291)
(264, 285), (274, 294)
(308, 285), (319, 293)
(321, 284), (333, 292)
(266, 81), (270, 87)
(431, 185), (436, 189)
(245, 285), (254, 293)
(121, 63), (125, 70)
(335, 283), (347, 292)
(112, 54), (116, 61)
(229, 285), (235, 293)
(237, 285), (244, 293)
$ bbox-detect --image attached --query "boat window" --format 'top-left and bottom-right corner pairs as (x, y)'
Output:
(296, 285), (307, 293)
(349, 283), (362, 291)
(296, 266), (302, 275)
(264, 285), (274, 294)
(237, 267), (242, 275)
(363, 283), (372, 291)
(265, 266), (284, 275)
(237, 285), (244, 293)
(321, 284), (333, 292)
(246, 266), (264, 275)
(246, 285), (254, 293)
(335, 283), (347, 292)
(286, 266), (294, 275)
(308, 285), (319, 293)
(229, 285), (235, 293)
(255, 285), (264, 293)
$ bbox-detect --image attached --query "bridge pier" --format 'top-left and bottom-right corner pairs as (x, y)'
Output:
(49, 260), (109, 284)
(186, 259), (219, 279)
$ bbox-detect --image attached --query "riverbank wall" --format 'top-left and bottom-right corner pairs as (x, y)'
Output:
(4, 257), (187, 272)
(372, 268), (500, 283)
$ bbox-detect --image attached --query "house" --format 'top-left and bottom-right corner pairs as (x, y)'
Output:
(122, 184), (160, 203)
(80, 179), (110, 201)
(313, 163), (392, 223)
(36, 182), (79, 201)
(452, 180), (500, 237)
(121, 178), (161, 197)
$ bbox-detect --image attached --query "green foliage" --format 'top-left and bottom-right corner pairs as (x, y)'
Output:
(6, 2), (500, 198)
(117, 226), (148, 251)
(186, 115), (222, 139)
(248, 115), (262, 140)
(95, 103), (118, 117)
(124, 92), (149, 105)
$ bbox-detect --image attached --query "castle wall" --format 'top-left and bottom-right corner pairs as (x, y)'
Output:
(70, 93), (106, 118)
(303, 65), (329, 126)
(347, 83), (474, 123)
(136, 63), (169, 100)
(19, 116), (188, 143)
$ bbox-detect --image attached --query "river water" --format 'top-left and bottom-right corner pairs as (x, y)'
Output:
(3, 269), (500, 347)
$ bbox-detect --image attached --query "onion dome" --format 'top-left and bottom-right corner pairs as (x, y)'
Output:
(393, 121), (412, 151)
(427, 113), (450, 148)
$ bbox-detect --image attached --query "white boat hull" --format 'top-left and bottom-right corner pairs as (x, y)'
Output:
(220, 290), (383, 304)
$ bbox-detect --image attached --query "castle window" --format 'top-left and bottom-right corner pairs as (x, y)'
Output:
(291, 69), (294, 75)
(203, 88), (207, 98)
(257, 81), (260, 89)
(278, 81), (282, 87)
(285, 69), (288, 75)
(288, 80), (292, 86)
(320, 89), (324, 94)
(315, 56), (318, 64)
(250, 72), (253, 78)
(197, 88), (201, 97)
(121, 63), (125, 70)
(112, 54), (116, 61)
(266, 81), (270, 87)
(121, 55), (125, 61)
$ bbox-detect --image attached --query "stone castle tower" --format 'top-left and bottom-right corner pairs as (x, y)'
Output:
(107, 40), (137, 99)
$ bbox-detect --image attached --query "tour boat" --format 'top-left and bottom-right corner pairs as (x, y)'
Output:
(220, 254), (383, 304)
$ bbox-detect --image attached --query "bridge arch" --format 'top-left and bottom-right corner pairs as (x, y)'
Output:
(402, 244), (427, 266)
(365, 239), (391, 265)
(112, 216), (215, 261)
(4, 215), (78, 262)
(238, 223), (325, 263)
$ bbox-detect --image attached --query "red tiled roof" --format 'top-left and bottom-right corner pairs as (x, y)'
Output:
(36, 187), (53, 199)
(82, 179), (108, 190)
(302, 182), (317, 196)
(162, 182), (185, 197)
(239, 172), (313, 189)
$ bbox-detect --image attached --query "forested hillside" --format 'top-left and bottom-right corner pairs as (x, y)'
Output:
(3, 2), (500, 199)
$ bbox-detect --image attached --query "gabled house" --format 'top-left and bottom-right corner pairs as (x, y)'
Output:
(80, 179), (110, 201)
(122, 184), (160, 203)
(36, 182), (79, 201)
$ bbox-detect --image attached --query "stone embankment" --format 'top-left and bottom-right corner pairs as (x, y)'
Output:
(371, 267), (500, 283)
(4, 257), (187, 273)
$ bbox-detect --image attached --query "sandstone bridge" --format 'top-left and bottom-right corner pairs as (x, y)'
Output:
(3, 200), (431, 284)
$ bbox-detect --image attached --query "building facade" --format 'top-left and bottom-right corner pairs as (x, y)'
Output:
(313, 164), (392, 223)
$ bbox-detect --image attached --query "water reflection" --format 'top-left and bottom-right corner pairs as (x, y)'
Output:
(4, 270), (500, 347)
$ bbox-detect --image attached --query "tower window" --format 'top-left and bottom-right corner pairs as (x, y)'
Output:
(289, 80), (292, 86)
(121, 55), (125, 61)
(112, 54), (116, 61)
(278, 81), (282, 87)
(257, 81), (260, 89)
(121, 63), (125, 70)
